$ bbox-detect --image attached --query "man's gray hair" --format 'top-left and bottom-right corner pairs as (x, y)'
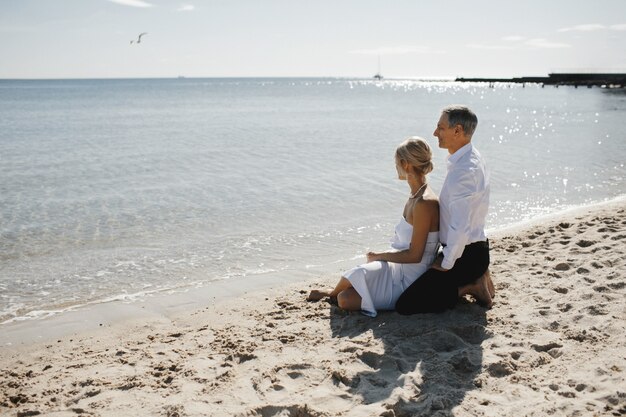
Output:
(442, 105), (478, 137)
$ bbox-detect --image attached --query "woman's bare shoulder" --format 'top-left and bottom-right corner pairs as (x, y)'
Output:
(412, 194), (439, 213)
(421, 190), (439, 206)
(412, 191), (439, 231)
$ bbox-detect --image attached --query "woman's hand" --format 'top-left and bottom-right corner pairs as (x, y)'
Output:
(366, 252), (380, 263)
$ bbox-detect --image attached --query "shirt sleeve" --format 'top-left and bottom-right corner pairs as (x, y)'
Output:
(441, 169), (475, 270)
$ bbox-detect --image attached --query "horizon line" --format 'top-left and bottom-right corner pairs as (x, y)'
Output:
(0, 75), (460, 81)
(2, 71), (623, 82)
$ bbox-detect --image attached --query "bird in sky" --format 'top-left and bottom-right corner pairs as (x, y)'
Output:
(130, 32), (148, 45)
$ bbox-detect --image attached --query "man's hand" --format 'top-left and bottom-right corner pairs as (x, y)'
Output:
(366, 252), (380, 263)
(431, 254), (449, 272)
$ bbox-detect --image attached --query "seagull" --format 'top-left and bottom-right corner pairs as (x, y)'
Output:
(130, 32), (148, 44)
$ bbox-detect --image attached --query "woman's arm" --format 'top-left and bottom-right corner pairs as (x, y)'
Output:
(367, 201), (433, 264)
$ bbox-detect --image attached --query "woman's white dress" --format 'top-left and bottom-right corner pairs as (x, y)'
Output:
(343, 218), (440, 317)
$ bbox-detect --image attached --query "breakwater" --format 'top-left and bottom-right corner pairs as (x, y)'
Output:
(456, 73), (625, 88)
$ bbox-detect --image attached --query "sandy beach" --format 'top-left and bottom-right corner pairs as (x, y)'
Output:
(1, 199), (625, 417)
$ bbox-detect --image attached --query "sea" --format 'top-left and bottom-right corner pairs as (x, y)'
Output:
(1, 78), (625, 325)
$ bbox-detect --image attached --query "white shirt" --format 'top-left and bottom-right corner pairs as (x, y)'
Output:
(439, 142), (490, 270)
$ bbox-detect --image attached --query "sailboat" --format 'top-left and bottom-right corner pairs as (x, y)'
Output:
(373, 56), (383, 80)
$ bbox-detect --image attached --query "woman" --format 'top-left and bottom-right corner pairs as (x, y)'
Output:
(307, 137), (440, 317)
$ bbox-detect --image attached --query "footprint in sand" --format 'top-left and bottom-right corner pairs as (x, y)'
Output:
(339, 345), (360, 354)
(425, 330), (468, 353)
(331, 370), (361, 388)
(576, 240), (596, 248)
(531, 342), (563, 359)
(231, 351), (257, 363)
(557, 390), (577, 398)
(246, 404), (325, 417)
(276, 300), (301, 311)
(266, 310), (289, 320)
(357, 351), (384, 369)
(554, 263), (571, 271)
(607, 282), (626, 290)
(565, 330), (600, 344)
(585, 305), (608, 316)
(449, 324), (489, 345)
(558, 303), (573, 312)
(450, 350), (480, 374)
(260, 364), (330, 396)
(486, 360), (516, 377)
(163, 404), (184, 417)
(150, 362), (183, 388)
(571, 383), (587, 392)
(277, 334), (296, 344)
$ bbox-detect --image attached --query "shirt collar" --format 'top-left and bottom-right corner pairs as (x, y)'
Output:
(447, 142), (473, 166)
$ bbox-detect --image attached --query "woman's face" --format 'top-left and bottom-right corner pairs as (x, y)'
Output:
(395, 158), (407, 180)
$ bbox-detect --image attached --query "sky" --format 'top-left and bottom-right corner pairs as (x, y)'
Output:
(1, 0), (625, 79)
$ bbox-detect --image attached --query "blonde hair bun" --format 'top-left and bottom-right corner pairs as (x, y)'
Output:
(395, 136), (433, 176)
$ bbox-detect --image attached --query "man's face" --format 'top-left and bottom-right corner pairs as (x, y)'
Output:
(433, 113), (455, 151)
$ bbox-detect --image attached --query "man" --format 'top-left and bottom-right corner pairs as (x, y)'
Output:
(395, 105), (494, 314)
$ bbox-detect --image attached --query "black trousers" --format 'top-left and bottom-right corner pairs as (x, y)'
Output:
(395, 240), (490, 314)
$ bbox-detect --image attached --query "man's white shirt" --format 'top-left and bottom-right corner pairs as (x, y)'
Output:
(439, 142), (490, 270)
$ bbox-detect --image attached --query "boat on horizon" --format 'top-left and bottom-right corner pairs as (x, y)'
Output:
(373, 56), (383, 80)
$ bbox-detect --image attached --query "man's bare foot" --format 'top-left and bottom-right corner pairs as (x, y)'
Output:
(484, 269), (495, 298)
(459, 274), (493, 309)
(307, 290), (329, 302)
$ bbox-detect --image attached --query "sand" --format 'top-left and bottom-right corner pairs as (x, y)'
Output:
(1, 199), (625, 417)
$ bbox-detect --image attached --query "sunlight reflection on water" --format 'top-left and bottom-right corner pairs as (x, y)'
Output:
(1, 78), (624, 322)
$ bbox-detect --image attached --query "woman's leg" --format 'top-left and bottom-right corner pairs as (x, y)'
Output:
(307, 277), (352, 301)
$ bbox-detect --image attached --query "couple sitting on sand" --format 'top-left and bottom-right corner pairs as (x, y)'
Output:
(308, 105), (495, 316)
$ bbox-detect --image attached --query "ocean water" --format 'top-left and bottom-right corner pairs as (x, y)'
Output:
(1, 78), (625, 324)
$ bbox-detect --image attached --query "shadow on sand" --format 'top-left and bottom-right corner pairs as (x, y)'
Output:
(329, 300), (489, 417)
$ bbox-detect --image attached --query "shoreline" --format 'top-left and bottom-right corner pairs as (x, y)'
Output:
(1, 197), (625, 415)
(2, 195), (625, 347)
(486, 194), (626, 236)
(0, 271), (303, 348)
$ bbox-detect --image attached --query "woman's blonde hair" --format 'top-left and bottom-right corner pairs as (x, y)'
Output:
(395, 136), (433, 177)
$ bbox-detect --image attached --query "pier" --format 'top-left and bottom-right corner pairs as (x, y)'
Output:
(456, 73), (626, 88)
